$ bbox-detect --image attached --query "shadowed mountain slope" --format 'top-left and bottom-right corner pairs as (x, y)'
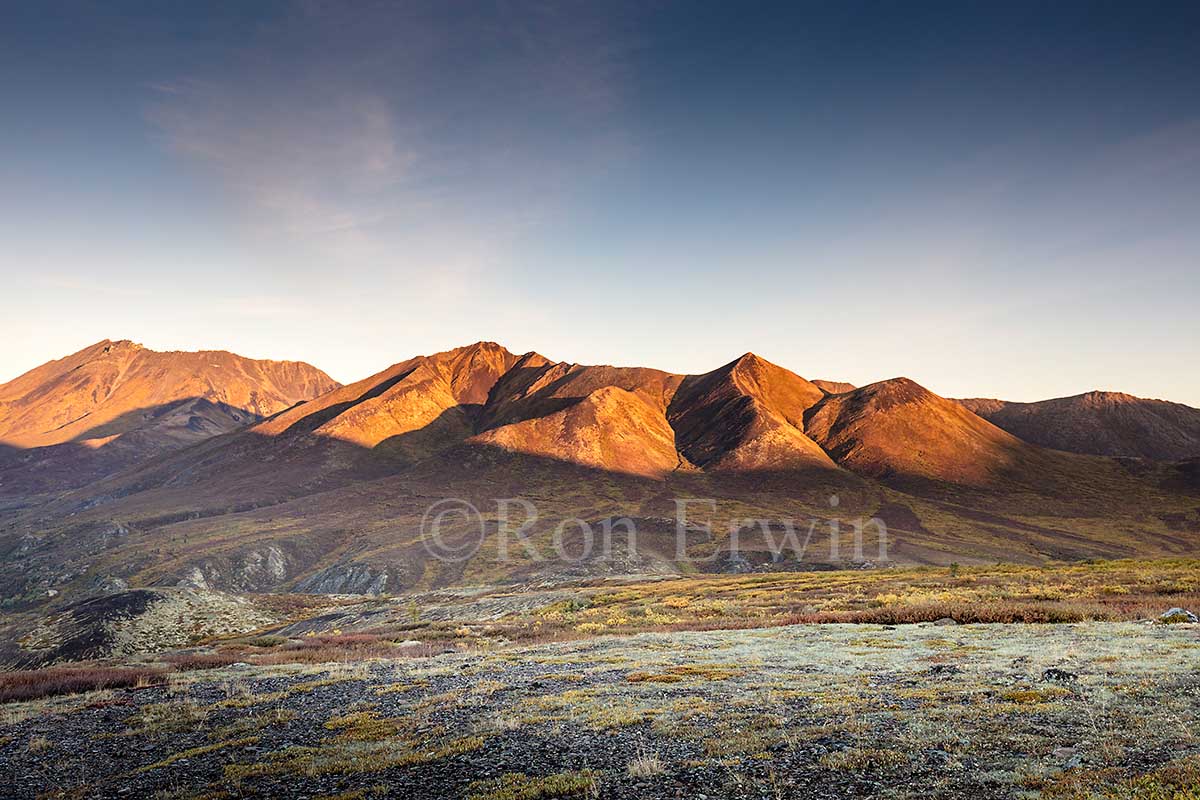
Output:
(472, 386), (685, 478)
(806, 378), (1038, 486)
(256, 341), (520, 451)
(958, 392), (1200, 461)
(667, 354), (836, 472)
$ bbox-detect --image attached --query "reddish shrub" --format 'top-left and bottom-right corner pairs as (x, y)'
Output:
(160, 652), (242, 671)
(0, 666), (168, 703)
(782, 601), (1106, 625)
(295, 634), (382, 647)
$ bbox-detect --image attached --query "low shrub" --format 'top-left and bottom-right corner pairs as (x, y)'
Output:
(161, 652), (243, 671)
(783, 601), (1106, 625)
(0, 666), (168, 703)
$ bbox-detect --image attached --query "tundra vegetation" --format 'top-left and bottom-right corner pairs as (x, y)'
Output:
(0, 559), (1198, 798)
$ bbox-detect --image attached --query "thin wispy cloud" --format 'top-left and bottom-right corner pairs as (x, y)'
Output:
(145, 2), (637, 272)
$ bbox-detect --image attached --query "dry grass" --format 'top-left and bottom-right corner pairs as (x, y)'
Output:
(626, 664), (739, 683)
(130, 700), (209, 734)
(1038, 754), (1200, 799)
(499, 559), (1200, 642)
(819, 747), (908, 771)
(182, 559), (1198, 666)
(627, 746), (664, 777)
(322, 711), (403, 742)
(249, 634), (410, 666)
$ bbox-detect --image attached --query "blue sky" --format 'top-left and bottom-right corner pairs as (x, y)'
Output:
(3, 1), (1198, 404)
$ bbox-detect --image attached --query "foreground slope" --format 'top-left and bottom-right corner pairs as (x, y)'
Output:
(958, 391), (1200, 460)
(3, 616), (1198, 799)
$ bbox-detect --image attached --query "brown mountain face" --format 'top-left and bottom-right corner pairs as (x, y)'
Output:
(0, 341), (338, 496)
(667, 354), (836, 472)
(256, 341), (519, 452)
(806, 378), (1033, 486)
(472, 386), (684, 478)
(0, 340), (338, 449)
(480, 354), (683, 431)
(471, 354), (687, 477)
(957, 392), (1200, 461)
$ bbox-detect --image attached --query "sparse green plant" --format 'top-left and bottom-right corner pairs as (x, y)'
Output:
(819, 747), (907, 771)
(466, 771), (599, 800)
(131, 700), (209, 734)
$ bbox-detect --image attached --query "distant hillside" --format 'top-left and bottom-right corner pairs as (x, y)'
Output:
(0, 340), (338, 495)
(0, 340), (337, 449)
(813, 379), (856, 395)
(958, 391), (1200, 460)
(807, 378), (1033, 487)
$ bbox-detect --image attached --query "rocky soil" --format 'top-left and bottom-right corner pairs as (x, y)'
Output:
(3, 621), (1199, 799)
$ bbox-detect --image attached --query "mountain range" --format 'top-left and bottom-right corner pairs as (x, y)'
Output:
(1, 339), (1197, 610)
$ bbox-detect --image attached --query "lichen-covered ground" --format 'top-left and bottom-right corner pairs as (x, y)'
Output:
(3, 622), (1199, 799)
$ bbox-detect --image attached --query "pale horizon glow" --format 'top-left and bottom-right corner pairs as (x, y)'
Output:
(2, 2), (1198, 406)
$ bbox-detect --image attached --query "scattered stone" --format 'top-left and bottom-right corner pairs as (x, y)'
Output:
(926, 664), (962, 677)
(1042, 668), (1078, 683)
(91, 576), (130, 595)
(1158, 608), (1198, 624)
